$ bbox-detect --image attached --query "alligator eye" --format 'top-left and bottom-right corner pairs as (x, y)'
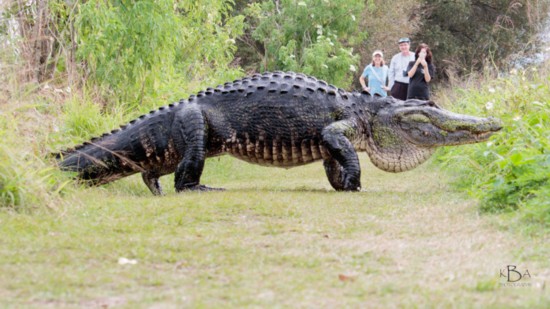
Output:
(403, 113), (430, 124)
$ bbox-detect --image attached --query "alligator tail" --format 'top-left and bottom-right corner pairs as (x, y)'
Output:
(56, 119), (149, 185)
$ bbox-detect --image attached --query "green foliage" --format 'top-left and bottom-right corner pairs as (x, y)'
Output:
(436, 67), (550, 229)
(0, 114), (70, 211)
(76, 0), (244, 108)
(60, 92), (128, 141)
(243, 0), (365, 87)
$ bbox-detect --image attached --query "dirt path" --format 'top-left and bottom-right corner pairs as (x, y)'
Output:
(0, 154), (548, 308)
(342, 156), (550, 307)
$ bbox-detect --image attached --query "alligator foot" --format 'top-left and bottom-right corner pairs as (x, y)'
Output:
(180, 184), (225, 192)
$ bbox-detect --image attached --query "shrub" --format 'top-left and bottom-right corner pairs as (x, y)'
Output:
(435, 67), (550, 230)
(76, 0), (245, 108)
(0, 114), (70, 211)
(242, 0), (365, 88)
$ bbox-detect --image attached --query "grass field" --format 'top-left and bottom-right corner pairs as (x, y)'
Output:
(1, 154), (548, 308)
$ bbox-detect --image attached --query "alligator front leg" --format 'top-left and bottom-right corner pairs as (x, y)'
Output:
(321, 120), (361, 191)
(323, 158), (345, 191)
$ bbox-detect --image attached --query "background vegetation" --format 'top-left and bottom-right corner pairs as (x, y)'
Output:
(435, 67), (550, 231)
(1, 0), (549, 306)
(236, 0), (366, 86)
(413, 0), (550, 79)
(2, 0), (548, 222)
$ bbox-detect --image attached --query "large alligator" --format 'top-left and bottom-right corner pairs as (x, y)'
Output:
(57, 71), (502, 195)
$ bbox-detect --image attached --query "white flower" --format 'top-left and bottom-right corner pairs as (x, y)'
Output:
(488, 87), (495, 93)
(351, 15), (356, 21)
(485, 101), (494, 110)
(349, 65), (357, 72)
(65, 87), (71, 93)
(510, 68), (518, 75)
(487, 141), (493, 147)
(513, 115), (521, 121)
(298, 1), (306, 6)
(118, 257), (138, 265)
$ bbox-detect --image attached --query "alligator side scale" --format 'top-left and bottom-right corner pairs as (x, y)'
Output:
(57, 71), (502, 195)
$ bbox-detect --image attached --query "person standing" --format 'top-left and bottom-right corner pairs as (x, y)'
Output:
(406, 43), (435, 100)
(359, 50), (389, 97)
(388, 38), (415, 100)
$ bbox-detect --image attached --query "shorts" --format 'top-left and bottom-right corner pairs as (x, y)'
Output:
(390, 81), (409, 101)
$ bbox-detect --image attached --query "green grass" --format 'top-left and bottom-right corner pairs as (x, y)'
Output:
(1, 155), (548, 308)
(434, 67), (550, 232)
(0, 62), (548, 308)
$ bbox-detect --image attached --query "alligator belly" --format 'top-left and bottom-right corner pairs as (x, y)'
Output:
(223, 139), (329, 167)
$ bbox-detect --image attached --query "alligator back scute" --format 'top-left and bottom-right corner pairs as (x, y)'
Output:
(192, 71), (346, 167)
(203, 71), (347, 101)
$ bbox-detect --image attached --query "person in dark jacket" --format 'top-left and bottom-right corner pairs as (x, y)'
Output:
(406, 43), (435, 100)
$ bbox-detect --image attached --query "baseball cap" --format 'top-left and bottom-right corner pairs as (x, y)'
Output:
(398, 37), (410, 44)
(372, 50), (383, 57)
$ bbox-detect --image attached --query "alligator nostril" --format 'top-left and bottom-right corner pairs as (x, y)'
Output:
(488, 117), (504, 131)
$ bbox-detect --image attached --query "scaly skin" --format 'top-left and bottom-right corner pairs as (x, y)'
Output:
(57, 71), (502, 195)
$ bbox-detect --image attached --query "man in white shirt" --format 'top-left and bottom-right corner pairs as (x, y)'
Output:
(388, 38), (415, 100)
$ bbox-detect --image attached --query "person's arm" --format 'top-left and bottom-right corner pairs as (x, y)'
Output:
(382, 66), (390, 91)
(406, 61), (415, 78)
(388, 57), (396, 89)
(422, 62), (431, 83)
(407, 58), (423, 78)
(359, 75), (369, 92)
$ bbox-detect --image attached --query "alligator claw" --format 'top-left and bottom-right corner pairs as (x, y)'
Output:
(181, 185), (225, 192)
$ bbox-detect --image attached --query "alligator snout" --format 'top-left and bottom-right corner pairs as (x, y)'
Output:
(487, 116), (503, 131)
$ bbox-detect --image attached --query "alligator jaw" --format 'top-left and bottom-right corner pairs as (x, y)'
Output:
(397, 107), (503, 147)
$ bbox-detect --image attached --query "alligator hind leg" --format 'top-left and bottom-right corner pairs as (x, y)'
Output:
(321, 120), (361, 191)
(142, 171), (163, 196)
(172, 106), (224, 192)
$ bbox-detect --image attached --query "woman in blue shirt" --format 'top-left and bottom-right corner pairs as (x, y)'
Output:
(359, 50), (389, 97)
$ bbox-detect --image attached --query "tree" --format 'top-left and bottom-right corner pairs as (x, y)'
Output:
(76, 0), (245, 106)
(1, 0), (245, 107)
(413, 0), (550, 78)
(239, 0), (366, 88)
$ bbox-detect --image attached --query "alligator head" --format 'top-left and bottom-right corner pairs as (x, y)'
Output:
(358, 97), (502, 172)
